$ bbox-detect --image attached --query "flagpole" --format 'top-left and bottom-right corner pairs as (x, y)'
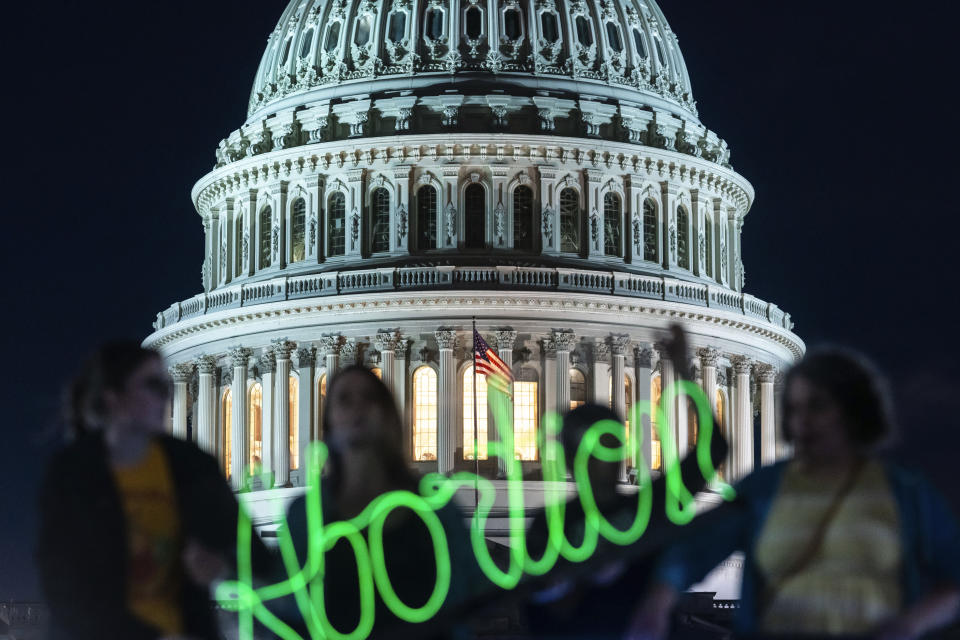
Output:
(472, 317), (480, 511)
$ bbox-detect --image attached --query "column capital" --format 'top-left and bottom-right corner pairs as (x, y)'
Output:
(593, 341), (610, 363)
(435, 328), (458, 350)
(634, 346), (655, 368)
(258, 349), (277, 374)
(394, 337), (410, 359)
(730, 355), (753, 375)
(317, 334), (344, 357)
(294, 347), (316, 368)
(495, 329), (517, 351)
(551, 329), (577, 352)
(229, 346), (253, 368)
(608, 333), (631, 356)
(755, 362), (776, 383)
(697, 346), (720, 368)
(169, 362), (194, 382)
(540, 336), (556, 358)
(271, 338), (297, 360)
(375, 329), (400, 352)
(195, 355), (218, 375)
(340, 340), (358, 366)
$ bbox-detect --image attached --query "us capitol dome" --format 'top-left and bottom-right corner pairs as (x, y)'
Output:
(145, 0), (803, 514)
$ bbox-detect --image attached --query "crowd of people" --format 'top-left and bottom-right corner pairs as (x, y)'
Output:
(36, 329), (960, 639)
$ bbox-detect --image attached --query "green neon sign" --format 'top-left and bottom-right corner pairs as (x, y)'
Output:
(216, 380), (733, 639)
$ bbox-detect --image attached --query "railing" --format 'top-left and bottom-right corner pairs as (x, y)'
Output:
(154, 266), (795, 333)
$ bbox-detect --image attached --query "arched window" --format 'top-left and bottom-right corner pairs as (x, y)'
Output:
(514, 374), (539, 461)
(643, 198), (658, 262)
(464, 183), (485, 249)
(280, 37), (292, 67)
(249, 382), (263, 472)
(370, 187), (390, 253)
(425, 6), (444, 40)
(299, 29), (314, 58)
(513, 186), (534, 252)
(388, 12), (407, 43)
(650, 375), (662, 470)
(289, 375), (299, 471)
(417, 184), (437, 251)
(570, 369), (586, 411)
(291, 198), (306, 262)
(222, 388), (232, 478)
(465, 6), (482, 39)
(463, 367), (488, 460)
(575, 16), (593, 46)
(541, 12), (559, 42)
(633, 29), (647, 59)
(605, 23), (623, 52)
(324, 22), (341, 52)
(603, 192), (622, 257)
(654, 37), (666, 67)
(559, 187), (580, 253)
(677, 206), (690, 269)
(503, 7), (523, 39)
(328, 192), (346, 257)
(259, 207), (272, 268)
(354, 17), (371, 46)
(705, 216), (714, 278)
(413, 367), (438, 461)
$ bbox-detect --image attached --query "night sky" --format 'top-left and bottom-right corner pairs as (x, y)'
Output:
(3, 1), (957, 600)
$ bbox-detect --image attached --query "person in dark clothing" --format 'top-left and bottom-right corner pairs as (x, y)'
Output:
(36, 342), (275, 640)
(279, 366), (478, 639)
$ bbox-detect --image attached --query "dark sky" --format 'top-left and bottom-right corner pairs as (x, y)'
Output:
(2, 1), (957, 600)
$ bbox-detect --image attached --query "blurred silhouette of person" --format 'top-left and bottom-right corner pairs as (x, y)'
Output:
(523, 326), (729, 639)
(629, 348), (960, 639)
(37, 342), (275, 640)
(281, 365), (478, 639)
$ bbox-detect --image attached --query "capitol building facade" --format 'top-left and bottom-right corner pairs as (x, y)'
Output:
(144, 0), (803, 507)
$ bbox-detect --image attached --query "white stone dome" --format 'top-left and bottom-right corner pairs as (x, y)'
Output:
(248, 0), (698, 125)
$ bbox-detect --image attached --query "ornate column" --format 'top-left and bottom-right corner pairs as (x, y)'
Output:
(318, 334), (342, 377)
(393, 338), (410, 458)
(541, 336), (557, 420)
(661, 183), (679, 270)
(610, 334), (631, 481)
(169, 363), (194, 439)
(294, 346), (316, 486)
(553, 329), (577, 415)
(272, 339), (296, 487)
(494, 329), (517, 477)
(375, 330), (399, 394)
(634, 347), (655, 471)
(340, 339), (358, 370)
(757, 363), (777, 467)
(195, 355), (218, 455)
(258, 349), (276, 481)
(538, 166), (560, 255)
(592, 341), (610, 406)
(698, 346), (720, 425)
(656, 346), (679, 458)
(229, 347), (252, 489)
(435, 329), (458, 473)
(731, 355), (754, 480)
(391, 165), (413, 255)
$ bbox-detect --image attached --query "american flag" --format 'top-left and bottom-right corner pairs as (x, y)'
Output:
(473, 329), (514, 397)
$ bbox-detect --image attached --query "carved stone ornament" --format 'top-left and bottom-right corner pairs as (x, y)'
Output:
(634, 347), (655, 369)
(444, 203), (457, 243)
(542, 207), (554, 247)
(551, 329), (577, 351)
(196, 355), (219, 375)
(632, 215), (643, 253)
(271, 338), (297, 359)
(294, 347), (316, 368)
(730, 355), (753, 376)
(375, 330), (399, 352)
(308, 215), (317, 253)
(495, 329), (517, 352)
(540, 337), (556, 358)
(593, 341), (610, 363)
(340, 340), (358, 366)
(317, 334), (344, 357)
(609, 333), (631, 356)
(258, 349), (277, 374)
(350, 210), (360, 248)
(435, 329), (458, 350)
(396, 203), (408, 242)
(755, 363), (776, 384)
(669, 223), (677, 257)
(697, 346), (720, 368)
(393, 338), (410, 359)
(494, 202), (506, 243)
(169, 362), (195, 383)
(229, 346), (253, 369)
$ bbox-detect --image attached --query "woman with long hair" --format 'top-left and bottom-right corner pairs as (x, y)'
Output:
(630, 348), (960, 639)
(37, 342), (273, 640)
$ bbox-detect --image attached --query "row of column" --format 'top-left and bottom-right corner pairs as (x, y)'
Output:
(168, 328), (782, 488)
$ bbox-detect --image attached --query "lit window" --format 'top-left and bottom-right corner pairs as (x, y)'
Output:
(560, 187), (580, 253)
(677, 206), (690, 269)
(570, 368), (586, 411)
(291, 198), (306, 262)
(328, 192), (346, 257)
(289, 375), (299, 470)
(413, 367), (438, 461)
(371, 187), (390, 253)
(222, 388), (232, 478)
(417, 185), (437, 251)
(651, 375), (662, 471)
(643, 198), (658, 262)
(249, 382), (263, 473)
(603, 193), (622, 257)
(463, 367), (488, 460)
(259, 206), (272, 268)
(513, 186), (534, 252)
(514, 380), (538, 460)
(687, 397), (697, 448)
(371, 367), (382, 379)
(464, 183), (485, 249)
